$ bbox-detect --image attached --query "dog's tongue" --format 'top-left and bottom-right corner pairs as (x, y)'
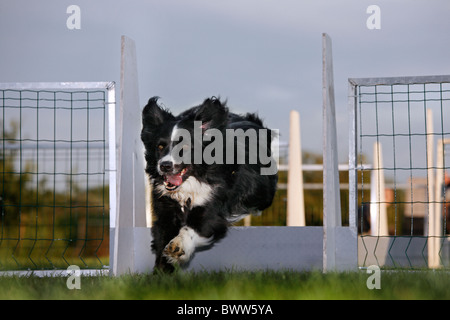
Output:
(166, 174), (183, 186)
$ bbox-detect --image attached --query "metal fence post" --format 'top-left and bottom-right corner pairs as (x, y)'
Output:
(348, 80), (358, 239)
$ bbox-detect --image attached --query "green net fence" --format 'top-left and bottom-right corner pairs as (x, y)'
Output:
(0, 83), (115, 270)
(350, 76), (450, 269)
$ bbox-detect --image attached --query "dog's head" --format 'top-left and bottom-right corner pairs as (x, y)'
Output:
(141, 97), (228, 192)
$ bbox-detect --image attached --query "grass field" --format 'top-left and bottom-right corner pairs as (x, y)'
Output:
(0, 269), (449, 300)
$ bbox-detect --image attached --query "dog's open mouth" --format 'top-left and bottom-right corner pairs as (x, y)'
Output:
(163, 168), (188, 191)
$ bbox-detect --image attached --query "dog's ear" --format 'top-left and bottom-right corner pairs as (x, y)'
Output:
(142, 97), (174, 129)
(195, 97), (228, 131)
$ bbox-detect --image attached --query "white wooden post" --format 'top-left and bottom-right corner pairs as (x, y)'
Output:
(426, 108), (435, 238)
(322, 33), (342, 272)
(370, 141), (388, 236)
(431, 138), (445, 268)
(287, 110), (306, 226)
(111, 36), (149, 275)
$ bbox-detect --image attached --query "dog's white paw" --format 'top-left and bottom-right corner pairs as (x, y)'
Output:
(163, 227), (195, 264)
(163, 236), (189, 264)
(162, 226), (212, 265)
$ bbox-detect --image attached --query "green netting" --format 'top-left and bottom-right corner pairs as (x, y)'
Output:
(0, 87), (110, 270)
(354, 79), (450, 268)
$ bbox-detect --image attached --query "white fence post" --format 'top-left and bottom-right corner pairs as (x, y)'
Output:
(426, 108), (435, 238)
(111, 36), (149, 275)
(287, 110), (306, 226)
(370, 141), (388, 236)
(431, 138), (445, 268)
(322, 33), (343, 272)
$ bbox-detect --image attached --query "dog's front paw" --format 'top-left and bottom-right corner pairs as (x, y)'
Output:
(162, 227), (196, 265)
(163, 236), (186, 264)
(162, 226), (212, 265)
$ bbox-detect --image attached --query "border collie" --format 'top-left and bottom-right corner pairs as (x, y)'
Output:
(141, 97), (278, 272)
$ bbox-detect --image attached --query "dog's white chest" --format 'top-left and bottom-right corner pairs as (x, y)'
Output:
(157, 176), (214, 209)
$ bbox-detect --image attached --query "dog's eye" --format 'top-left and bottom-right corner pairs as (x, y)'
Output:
(157, 144), (164, 151)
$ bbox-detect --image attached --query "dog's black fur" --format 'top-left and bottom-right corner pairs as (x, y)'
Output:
(141, 97), (278, 272)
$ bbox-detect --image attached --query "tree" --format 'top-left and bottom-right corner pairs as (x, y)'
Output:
(1, 120), (34, 226)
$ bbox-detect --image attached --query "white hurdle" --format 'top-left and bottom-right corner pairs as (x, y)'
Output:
(110, 34), (357, 274)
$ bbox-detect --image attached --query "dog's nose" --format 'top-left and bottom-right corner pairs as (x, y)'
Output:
(160, 161), (173, 173)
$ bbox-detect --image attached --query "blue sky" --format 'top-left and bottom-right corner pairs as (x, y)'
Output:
(1, 0), (450, 161)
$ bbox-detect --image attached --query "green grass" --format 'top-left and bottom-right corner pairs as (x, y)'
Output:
(0, 270), (449, 300)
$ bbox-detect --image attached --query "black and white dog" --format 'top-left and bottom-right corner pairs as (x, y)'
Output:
(141, 97), (278, 272)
